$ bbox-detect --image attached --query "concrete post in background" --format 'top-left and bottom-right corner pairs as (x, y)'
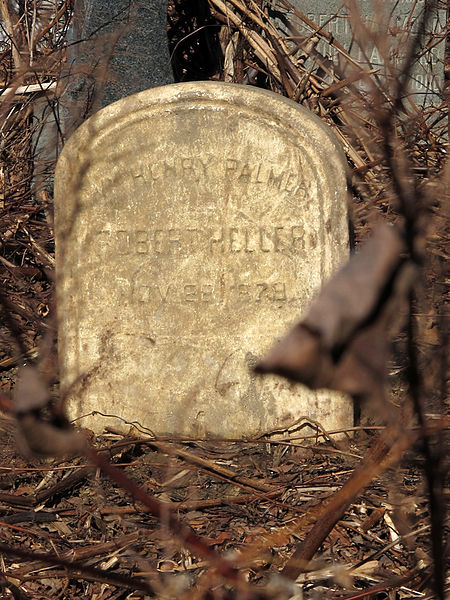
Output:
(68, 0), (173, 112)
(33, 1), (173, 190)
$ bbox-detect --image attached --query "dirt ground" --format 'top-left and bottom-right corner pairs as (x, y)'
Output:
(0, 412), (439, 599)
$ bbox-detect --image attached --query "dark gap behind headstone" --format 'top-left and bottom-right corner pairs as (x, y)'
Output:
(168, 0), (223, 82)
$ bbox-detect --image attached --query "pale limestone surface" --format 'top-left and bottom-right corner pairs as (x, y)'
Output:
(55, 82), (353, 437)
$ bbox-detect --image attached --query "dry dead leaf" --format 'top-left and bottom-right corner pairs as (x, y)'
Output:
(255, 223), (415, 401)
(14, 366), (86, 456)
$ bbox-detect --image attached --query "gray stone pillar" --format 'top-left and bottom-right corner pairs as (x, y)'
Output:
(34, 1), (173, 188)
(65, 0), (173, 130)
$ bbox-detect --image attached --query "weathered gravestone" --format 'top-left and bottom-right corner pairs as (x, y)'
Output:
(270, 0), (446, 105)
(55, 82), (353, 437)
(62, 0), (173, 137)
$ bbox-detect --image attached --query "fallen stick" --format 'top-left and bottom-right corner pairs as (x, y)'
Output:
(281, 429), (419, 580)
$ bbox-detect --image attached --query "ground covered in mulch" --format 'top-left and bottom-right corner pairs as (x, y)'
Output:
(0, 416), (436, 599)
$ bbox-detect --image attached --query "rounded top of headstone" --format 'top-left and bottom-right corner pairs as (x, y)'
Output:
(58, 81), (346, 182)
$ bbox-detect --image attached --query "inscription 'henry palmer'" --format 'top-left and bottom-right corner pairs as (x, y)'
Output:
(128, 156), (307, 197)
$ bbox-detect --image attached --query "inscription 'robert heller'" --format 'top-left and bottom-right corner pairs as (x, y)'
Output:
(55, 82), (353, 437)
(96, 225), (315, 255)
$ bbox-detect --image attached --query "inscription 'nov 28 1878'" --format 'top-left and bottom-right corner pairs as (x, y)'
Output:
(55, 82), (352, 437)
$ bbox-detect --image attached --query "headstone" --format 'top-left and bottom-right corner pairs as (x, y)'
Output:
(270, 1), (446, 105)
(55, 82), (353, 437)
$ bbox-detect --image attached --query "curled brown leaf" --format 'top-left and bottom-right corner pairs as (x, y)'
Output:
(14, 366), (86, 456)
(255, 223), (415, 400)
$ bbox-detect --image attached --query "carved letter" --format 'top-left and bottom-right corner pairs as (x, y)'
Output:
(184, 284), (197, 302)
(150, 162), (162, 180)
(291, 226), (304, 251)
(116, 230), (130, 255)
(283, 172), (298, 193)
(157, 285), (171, 302)
(225, 158), (238, 176)
(95, 230), (111, 250)
(198, 156), (213, 176)
(210, 228), (224, 254)
(201, 284), (214, 303)
(153, 230), (164, 254)
(135, 231), (149, 254)
(137, 285), (150, 303)
(163, 159), (177, 176)
(274, 227), (285, 252)
(181, 157), (193, 173)
(272, 283), (287, 302)
(186, 228), (200, 253)
(229, 228), (241, 252)
(259, 228), (271, 252)
(238, 163), (253, 182)
(244, 228), (255, 252)
(254, 163), (265, 183)
(238, 284), (251, 302)
(267, 168), (283, 189)
(168, 229), (182, 254)
(256, 283), (269, 302)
